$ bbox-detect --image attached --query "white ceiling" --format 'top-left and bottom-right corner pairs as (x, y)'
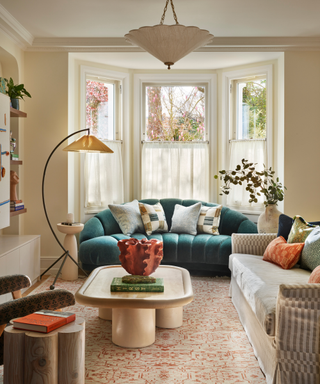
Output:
(0, 0), (319, 69)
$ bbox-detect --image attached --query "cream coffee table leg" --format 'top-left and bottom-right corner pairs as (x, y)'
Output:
(99, 307), (112, 320)
(112, 308), (155, 348)
(156, 307), (183, 328)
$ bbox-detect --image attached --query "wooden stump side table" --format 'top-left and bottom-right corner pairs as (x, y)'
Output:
(4, 317), (85, 384)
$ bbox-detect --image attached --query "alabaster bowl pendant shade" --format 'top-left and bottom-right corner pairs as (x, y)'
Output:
(63, 134), (113, 153)
(125, 0), (213, 69)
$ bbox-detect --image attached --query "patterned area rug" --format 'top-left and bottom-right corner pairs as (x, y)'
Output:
(0, 275), (266, 383)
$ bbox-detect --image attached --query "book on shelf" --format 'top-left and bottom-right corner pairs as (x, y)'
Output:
(111, 277), (164, 292)
(12, 310), (75, 333)
(10, 153), (19, 160)
(10, 199), (23, 204)
(10, 205), (24, 211)
(10, 201), (24, 207)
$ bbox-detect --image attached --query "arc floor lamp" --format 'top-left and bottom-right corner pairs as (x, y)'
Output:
(40, 128), (113, 289)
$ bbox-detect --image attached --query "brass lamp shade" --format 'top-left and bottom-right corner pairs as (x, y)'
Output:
(125, 24), (213, 69)
(63, 134), (113, 153)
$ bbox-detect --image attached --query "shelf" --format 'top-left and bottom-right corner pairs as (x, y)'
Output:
(10, 160), (22, 165)
(10, 108), (27, 118)
(10, 208), (27, 217)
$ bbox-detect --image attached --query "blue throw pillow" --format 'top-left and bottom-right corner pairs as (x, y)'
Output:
(277, 214), (320, 241)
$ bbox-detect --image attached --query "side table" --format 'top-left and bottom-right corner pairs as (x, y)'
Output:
(4, 317), (85, 384)
(57, 223), (84, 280)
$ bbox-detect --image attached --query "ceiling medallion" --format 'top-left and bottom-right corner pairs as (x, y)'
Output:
(125, 0), (214, 69)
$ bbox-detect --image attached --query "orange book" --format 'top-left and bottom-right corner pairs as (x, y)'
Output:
(12, 310), (75, 333)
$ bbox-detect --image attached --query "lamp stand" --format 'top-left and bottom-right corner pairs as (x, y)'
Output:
(40, 129), (89, 290)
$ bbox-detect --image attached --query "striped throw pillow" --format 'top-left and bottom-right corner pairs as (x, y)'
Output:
(197, 205), (222, 235)
(138, 202), (168, 236)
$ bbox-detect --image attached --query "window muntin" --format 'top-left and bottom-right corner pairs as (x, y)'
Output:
(144, 85), (206, 142)
(231, 76), (267, 140)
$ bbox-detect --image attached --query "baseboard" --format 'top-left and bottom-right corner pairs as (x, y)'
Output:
(40, 256), (64, 275)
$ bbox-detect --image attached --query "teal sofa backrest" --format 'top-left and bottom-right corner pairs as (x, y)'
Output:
(80, 198), (256, 244)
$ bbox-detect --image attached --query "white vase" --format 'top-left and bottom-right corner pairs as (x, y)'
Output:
(257, 204), (281, 234)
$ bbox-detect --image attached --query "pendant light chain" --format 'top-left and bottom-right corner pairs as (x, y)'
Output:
(160, 0), (179, 25)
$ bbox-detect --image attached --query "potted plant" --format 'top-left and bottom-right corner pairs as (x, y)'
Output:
(214, 158), (286, 233)
(4, 77), (31, 110)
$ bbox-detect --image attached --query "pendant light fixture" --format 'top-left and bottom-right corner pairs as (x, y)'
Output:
(125, 0), (214, 69)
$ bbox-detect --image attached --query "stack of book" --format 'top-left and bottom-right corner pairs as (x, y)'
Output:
(12, 309), (76, 333)
(10, 153), (19, 161)
(10, 200), (24, 212)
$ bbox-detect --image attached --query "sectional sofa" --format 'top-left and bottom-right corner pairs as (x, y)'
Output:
(79, 198), (257, 274)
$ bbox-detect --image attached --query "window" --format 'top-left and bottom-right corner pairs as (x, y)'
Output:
(144, 85), (206, 142)
(231, 76), (266, 141)
(79, 67), (129, 220)
(134, 74), (216, 202)
(222, 66), (272, 210)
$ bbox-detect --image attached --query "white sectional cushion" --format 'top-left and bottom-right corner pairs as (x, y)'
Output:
(229, 254), (310, 336)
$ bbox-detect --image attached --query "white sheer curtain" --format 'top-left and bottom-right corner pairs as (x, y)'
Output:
(227, 140), (266, 209)
(141, 142), (209, 201)
(84, 141), (123, 210)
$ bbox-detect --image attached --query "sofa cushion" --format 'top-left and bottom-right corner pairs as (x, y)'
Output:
(108, 200), (145, 236)
(197, 205), (222, 235)
(169, 202), (201, 235)
(300, 227), (320, 271)
(262, 236), (304, 269)
(139, 202), (168, 236)
(277, 213), (320, 241)
(287, 215), (319, 243)
(308, 265), (320, 283)
(229, 253), (310, 336)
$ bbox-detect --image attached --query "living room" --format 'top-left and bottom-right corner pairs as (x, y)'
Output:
(0, 1), (320, 383)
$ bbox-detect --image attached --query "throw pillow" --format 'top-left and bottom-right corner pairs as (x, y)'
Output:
(108, 200), (145, 236)
(262, 236), (304, 269)
(138, 202), (168, 236)
(278, 214), (320, 241)
(169, 202), (202, 235)
(197, 205), (222, 235)
(287, 215), (319, 243)
(300, 227), (320, 271)
(308, 265), (320, 283)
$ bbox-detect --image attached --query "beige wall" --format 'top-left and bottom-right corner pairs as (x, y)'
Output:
(24, 52), (69, 258)
(283, 51), (320, 220)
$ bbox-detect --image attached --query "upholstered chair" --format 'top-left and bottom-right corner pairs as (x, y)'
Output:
(0, 274), (75, 365)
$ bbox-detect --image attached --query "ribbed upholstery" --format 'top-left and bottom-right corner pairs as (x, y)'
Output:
(79, 198), (257, 273)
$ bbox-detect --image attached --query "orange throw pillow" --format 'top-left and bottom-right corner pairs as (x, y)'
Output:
(308, 265), (320, 283)
(263, 236), (304, 269)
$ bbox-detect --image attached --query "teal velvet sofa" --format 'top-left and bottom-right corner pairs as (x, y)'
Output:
(79, 198), (257, 275)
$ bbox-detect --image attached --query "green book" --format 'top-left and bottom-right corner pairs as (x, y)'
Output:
(110, 277), (164, 292)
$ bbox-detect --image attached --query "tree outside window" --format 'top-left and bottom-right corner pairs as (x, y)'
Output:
(146, 86), (206, 141)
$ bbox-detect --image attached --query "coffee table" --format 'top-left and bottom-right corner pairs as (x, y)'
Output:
(75, 265), (193, 348)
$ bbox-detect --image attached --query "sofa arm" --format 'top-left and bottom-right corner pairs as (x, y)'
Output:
(275, 283), (320, 383)
(231, 233), (277, 256)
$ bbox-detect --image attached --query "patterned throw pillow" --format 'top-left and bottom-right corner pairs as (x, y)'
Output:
(287, 215), (319, 243)
(108, 200), (145, 236)
(262, 236), (304, 269)
(169, 203), (202, 235)
(138, 202), (168, 236)
(197, 205), (222, 235)
(308, 265), (320, 283)
(300, 227), (320, 271)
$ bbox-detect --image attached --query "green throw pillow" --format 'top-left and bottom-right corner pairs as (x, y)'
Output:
(287, 215), (318, 243)
(300, 227), (320, 271)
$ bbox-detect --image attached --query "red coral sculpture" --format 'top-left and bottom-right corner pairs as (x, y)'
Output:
(117, 238), (163, 276)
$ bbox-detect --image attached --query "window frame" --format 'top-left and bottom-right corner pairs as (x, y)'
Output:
(221, 65), (273, 175)
(133, 73), (217, 201)
(79, 65), (130, 222)
(142, 83), (209, 143)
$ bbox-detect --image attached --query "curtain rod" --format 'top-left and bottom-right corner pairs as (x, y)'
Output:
(141, 140), (209, 144)
(229, 138), (266, 143)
